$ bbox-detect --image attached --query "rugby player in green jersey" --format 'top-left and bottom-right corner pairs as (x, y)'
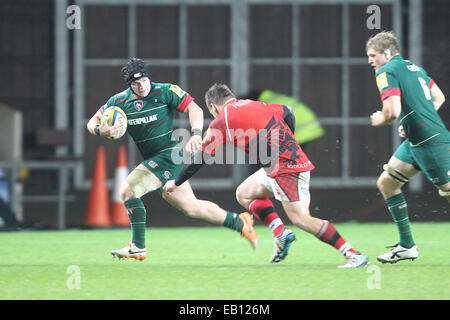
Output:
(367, 31), (449, 263)
(87, 58), (257, 260)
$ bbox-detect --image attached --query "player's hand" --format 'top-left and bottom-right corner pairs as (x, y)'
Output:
(185, 135), (202, 154)
(163, 180), (177, 193)
(99, 121), (122, 139)
(398, 125), (407, 138)
(370, 110), (385, 126)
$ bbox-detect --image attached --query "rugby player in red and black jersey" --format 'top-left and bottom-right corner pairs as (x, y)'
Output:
(164, 83), (369, 268)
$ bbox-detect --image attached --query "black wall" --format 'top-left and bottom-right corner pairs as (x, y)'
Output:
(0, 1), (448, 228)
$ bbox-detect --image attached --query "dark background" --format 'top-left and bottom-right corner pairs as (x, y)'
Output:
(0, 0), (448, 228)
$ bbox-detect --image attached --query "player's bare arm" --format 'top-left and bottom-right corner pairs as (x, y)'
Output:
(86, 107), (103, 135)
(370, 95), (401, 126)
(184, 101), (204, 153)
(430, 82), (446, 110)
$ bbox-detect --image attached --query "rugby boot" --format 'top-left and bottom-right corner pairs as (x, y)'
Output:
(338, 251), (370, 268)
(377, 243), (418, 264)
(270, 228), (296, 263)
(239, 212), (259, 249)
(110, 242), (147, 261)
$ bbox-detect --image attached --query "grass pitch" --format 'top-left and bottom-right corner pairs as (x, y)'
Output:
(0, 222), (449, 300)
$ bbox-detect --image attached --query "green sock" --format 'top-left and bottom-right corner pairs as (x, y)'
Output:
(124, 198), (147, 249)
(223, 211), (243, 233)
(386, 193), (415, 248)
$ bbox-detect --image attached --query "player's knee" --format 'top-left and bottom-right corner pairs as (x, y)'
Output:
(377, 170), (400, 193)
(235, 185), (250, 207)
(122, 168), (161, 201)
(235, 186), (245, 204)
(376, 173), (388, 192)
(119, 181), (135, 202)
(381, 164), (409, 186)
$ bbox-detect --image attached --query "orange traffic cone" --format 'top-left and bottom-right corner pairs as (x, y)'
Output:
(84, 146), (111, 227)
(111, 145), (129, 227)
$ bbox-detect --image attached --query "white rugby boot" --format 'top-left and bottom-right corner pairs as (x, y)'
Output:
(110, 242), (147, 261)
(377, 243), (418, 264)
(338, 251), (369, 268)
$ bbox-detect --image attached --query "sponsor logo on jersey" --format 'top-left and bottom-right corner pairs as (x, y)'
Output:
(134, 100), (143, 111)
(287, 160), (312, 169)
(169, 84), (186, 98)
(128, 114), (158, 125)
(148, 160), (158, 168)
(376, 72), (389, 92)
(163, 171), (172, 179)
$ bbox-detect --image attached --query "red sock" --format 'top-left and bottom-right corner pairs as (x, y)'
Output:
(315, 220), (357, 255)
(248, 198), (284, 237)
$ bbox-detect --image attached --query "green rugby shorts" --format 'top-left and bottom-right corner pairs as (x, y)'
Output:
(394, 139), (450, 186)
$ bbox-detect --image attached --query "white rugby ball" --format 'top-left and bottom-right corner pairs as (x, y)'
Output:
(101, 106), (127, 140)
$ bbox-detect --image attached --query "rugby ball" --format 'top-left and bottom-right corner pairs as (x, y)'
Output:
(101, 106), (127, 140)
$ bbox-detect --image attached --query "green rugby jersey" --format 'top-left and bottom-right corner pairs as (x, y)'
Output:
(102, 82), (194, 159)
(375, 55), (449, 146)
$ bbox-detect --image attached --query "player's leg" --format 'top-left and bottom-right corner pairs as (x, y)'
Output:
(379, 141), (450, 263)
(236, 168), (288, 237)
(375, 141), (421, 263)
(236, 169), (295, 262)
(161, 181), (258, 248)
(111, 164), (162, 260)
(282, 201), (368, 268)
(162, 180), (227, 224)
(378, 156), (418, 251)
(376, 155), (420, 263)
(377, 141), (420, 249)
(377, 156), (419, 199)
(281, 201), (321, 235)
(277, 172), (368, 268)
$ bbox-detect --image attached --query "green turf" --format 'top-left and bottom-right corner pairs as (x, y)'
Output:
(0, 222), (449, 300)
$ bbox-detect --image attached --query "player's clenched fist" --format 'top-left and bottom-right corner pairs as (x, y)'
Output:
(370, 110), (385, 126)
(98, 121), (123, 139)
(163, 180), (177, 193)
(185, 135), (202, 154)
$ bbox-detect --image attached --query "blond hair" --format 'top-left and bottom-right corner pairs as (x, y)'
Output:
(366, 31), (400, 56)
(205, 83), (235, 110)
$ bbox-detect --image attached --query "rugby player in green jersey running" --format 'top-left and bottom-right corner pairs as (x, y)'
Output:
(366, 31), (449, 264)
(87, 58), (257, 260)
